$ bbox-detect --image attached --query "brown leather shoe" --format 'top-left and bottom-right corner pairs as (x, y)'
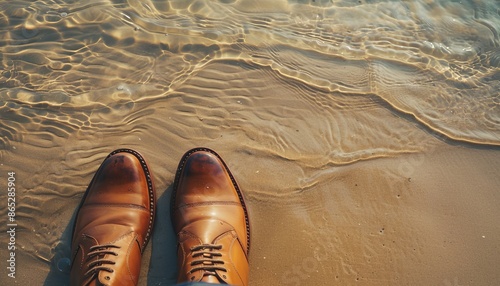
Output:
(70, 149), (155, 286)
(171, 147), (250, 285)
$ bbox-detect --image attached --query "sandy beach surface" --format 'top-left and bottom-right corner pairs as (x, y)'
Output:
(1, 0), (500, 285)
(3, 141), (500, 285)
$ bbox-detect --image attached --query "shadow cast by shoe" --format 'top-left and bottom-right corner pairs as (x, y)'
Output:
(147, 184), (178, 285)
(43, 210), (75, 286)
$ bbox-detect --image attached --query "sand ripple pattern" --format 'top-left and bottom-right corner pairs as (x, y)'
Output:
(1, 0), (499, 152)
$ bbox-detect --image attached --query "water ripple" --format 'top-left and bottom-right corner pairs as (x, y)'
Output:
(1, 3), (499, 283)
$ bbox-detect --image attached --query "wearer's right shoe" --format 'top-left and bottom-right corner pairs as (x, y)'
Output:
(171, 147), (251, 285)
(70, 149), (156, 286)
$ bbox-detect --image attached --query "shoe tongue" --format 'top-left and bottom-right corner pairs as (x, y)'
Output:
(183, 219), (233, 244)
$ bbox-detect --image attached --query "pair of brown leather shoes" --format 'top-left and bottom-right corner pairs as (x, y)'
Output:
(70, 148), (250, 285)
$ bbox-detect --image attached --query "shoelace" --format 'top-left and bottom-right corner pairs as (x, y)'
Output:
(84, 244), (121, 279)
(189, 244), (227, 274)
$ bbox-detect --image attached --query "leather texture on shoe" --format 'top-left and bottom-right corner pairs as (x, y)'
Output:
(70, 149), (155, 286)
(171, 147), (250, 285)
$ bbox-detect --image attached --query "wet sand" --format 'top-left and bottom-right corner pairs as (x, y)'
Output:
(3, 142), (500, 285)
(1, 0), (500, 285)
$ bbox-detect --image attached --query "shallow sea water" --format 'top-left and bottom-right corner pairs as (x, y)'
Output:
(0, 0), (499, 285)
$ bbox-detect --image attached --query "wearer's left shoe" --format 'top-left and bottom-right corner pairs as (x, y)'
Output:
(70, 149), (156, 286)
